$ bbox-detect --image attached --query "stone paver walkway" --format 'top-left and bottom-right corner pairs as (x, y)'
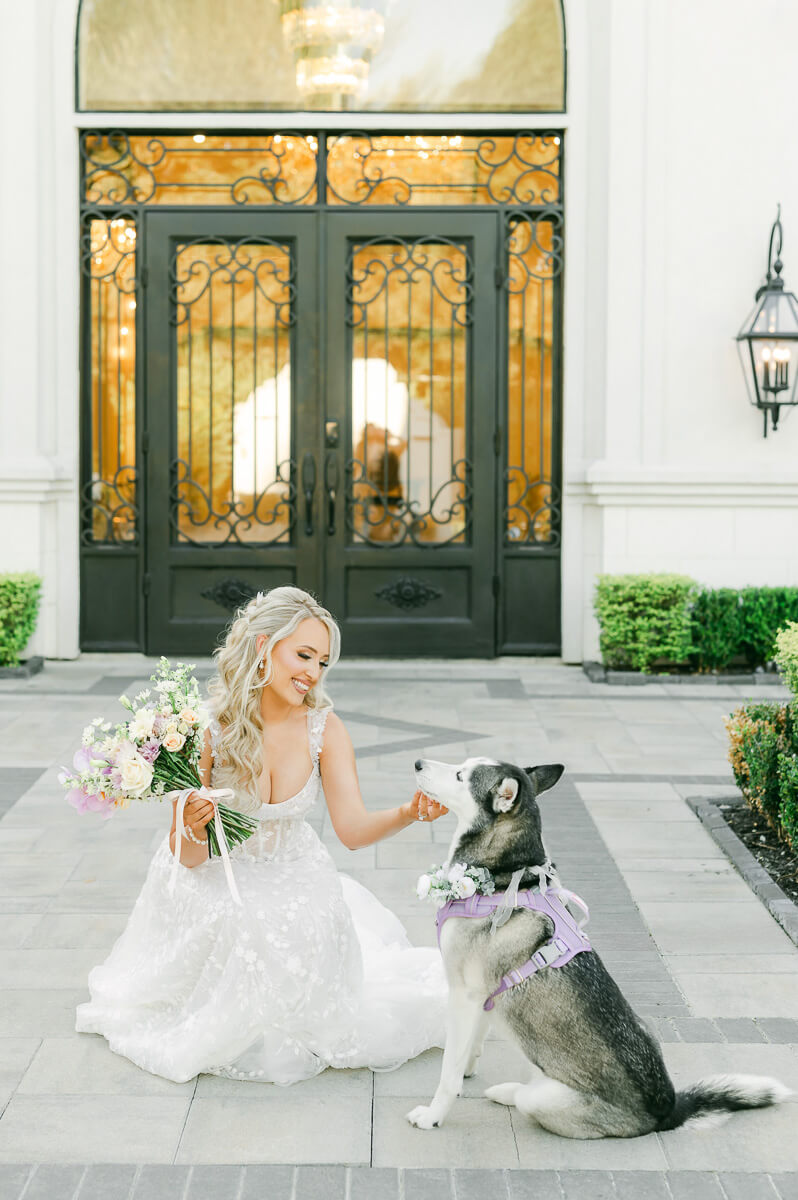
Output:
(1, 656), (797, 1198)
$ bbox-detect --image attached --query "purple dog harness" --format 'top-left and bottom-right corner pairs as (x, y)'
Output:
(435, 866), (592, 1012)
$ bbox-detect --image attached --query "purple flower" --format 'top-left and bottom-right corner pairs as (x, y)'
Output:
(66, 787), (90, 813)
(138, 739), (160, 764)
(72, 746), (93, 773)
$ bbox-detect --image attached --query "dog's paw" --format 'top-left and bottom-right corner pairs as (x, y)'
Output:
(406, 1104), (440, 1130)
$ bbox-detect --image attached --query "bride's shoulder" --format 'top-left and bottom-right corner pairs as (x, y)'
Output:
(311, 708), (352, 757)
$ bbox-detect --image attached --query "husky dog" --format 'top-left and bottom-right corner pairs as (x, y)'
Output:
(406, 756), (792, 1138)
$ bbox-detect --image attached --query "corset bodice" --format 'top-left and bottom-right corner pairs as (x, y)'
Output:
(209, 707), (329, 863)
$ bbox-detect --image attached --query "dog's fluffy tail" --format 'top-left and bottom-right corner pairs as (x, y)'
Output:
(659, 1074), (793, 1131)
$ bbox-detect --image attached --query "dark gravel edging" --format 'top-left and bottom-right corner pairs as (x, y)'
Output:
(686, 792), (798, 947)
(0, 655), (43, 680)
(584, 661), (781, 686)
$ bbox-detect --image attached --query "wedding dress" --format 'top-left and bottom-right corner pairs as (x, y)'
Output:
(75, 707), (447, 1084)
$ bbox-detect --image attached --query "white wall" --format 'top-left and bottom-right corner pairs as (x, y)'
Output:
(0, 0), (80, 659)
(2, 0), (797, 661)
(562, 0), (798, 662)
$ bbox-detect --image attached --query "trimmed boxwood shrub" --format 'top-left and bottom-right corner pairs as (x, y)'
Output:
(726, 625), (798, 852)
(597, 575), (798, 674)
(594, 574), (697, 673)
(0, 573), (42, 667)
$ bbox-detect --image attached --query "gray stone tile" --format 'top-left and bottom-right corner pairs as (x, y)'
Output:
(718, 1173), (779, 1200)
(349, 1167), (398, 1200)
(670, 1020), (724, 1044)
(453, 1168), (508, 1200)
(131, 1165), (190, 1199)
(186, 1164), (244, 1199)
(373, 1099), (517, 1169)
(404, 1169), (452, 1200)
(667, 1173), (725, 1199)
(612, 1172), (671, 1200)
(558, 1170), (616, 1200)
(18, 1037), (194, 1097)
(506, 1171), (562, 1199)
(293, 1165), (345, 1200)
(757, 1019), (798, 1044)
(0, 1097), (189, 1163)
(772, 1174), (798, 1200)
(17, 1164), (85, 1200)
(76, 1164), (138, 1200)
(713, 1019), (768, 1043)
(512, 1115), (667, 1171)
(176, 1095), (370, 1164)
(0, 1165), (32, 1200)
(239, 1165), (294, 1200)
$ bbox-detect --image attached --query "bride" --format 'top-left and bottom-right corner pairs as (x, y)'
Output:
(76, 587), (449, 1084)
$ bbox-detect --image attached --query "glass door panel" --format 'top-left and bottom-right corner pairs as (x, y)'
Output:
(173, 239), (294, 545)
(144, 212), (319, 653)
(348, 239), (469, 548)
(325, 211), (498, 657)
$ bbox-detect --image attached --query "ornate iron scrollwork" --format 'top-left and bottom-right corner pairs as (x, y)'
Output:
(80, 131), (317, 207)
(346, 236), (473, 548)
(326, 132), (562, 207)
(503, 208), (563, 548)
(200, 578), (259, 613)
(375, 577), (443, 610)
(80, 209), (139, 546)
(171, 457), (296, 546)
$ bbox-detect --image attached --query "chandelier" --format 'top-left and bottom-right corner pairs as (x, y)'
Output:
(276, 1), (386, 107)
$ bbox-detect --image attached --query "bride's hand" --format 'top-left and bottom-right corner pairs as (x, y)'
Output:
(406, 789), (448, 824)
(172, 791), (215, 832)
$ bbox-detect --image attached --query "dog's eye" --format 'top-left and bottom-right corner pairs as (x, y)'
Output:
(456, 771), (463, 781)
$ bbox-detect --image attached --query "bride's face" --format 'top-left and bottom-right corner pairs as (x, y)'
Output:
(260, 617), (331, 707)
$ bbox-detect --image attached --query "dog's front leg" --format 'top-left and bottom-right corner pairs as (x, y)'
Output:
(406, 988), (485, 1130)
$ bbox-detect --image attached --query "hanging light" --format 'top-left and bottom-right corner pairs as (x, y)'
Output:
(736, 205), (798, 436)
(276, 1), (386, 108)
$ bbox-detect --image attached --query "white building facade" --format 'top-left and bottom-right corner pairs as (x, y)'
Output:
(1, 0), (797, 662)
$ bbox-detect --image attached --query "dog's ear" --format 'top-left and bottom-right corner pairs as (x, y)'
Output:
(492, 777), (520, 813)
(524, 764), (564, 795)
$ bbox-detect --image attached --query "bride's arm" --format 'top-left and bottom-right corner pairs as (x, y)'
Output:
(167, 728), (214, 866)
(320, 713), (444, 850)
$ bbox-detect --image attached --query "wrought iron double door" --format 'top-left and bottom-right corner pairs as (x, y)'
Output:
(144, 209), (498, 656)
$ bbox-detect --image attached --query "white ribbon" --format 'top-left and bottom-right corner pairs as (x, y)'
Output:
(168, 786), (242, 906)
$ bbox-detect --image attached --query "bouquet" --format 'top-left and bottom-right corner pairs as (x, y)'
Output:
(415, 861), (495, 906)
(59, 658), (258, 859)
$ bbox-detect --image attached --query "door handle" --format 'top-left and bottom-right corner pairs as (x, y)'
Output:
(301, 453), (316, 536)
(325, 453), (339, 536)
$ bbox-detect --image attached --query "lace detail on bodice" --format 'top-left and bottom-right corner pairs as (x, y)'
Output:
(209, 706), (330, 863)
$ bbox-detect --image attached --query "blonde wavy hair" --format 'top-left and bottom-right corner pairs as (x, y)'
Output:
(207, 586), (340, 796)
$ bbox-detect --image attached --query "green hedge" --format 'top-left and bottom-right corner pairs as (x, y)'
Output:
(726, 626), (798, 851)
(0, 573), (42, 667)
(690, 586), (798, 672)
(594, 574), (697, 673)
(594, 575), (798, 674)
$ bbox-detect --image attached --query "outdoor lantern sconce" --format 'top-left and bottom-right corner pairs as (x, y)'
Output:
(736, 205), (798, 436)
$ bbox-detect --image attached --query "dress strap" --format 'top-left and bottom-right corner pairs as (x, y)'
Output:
(208, 716), (222, 760)
(307, 706), (330, 765)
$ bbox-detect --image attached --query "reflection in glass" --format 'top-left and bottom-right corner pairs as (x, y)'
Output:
(77, 0), (565, 113)
(348, 240), (470, 546)
(505, 213), (561, 545)
(328, 133), (561, 207)
(172, 240), (294, 544)
(83, 216), (138, 544)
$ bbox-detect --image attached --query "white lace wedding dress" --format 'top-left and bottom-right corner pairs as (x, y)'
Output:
(75, 707), (447, 1084)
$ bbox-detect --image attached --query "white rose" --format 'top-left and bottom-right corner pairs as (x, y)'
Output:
(118, 753), (154, 796)
(447, 862), (466, 883)
(162, 729), (186, 752)
(416, 874), (432, 900)
(454, 877), (477, 899)
(129, 709), (155, 740)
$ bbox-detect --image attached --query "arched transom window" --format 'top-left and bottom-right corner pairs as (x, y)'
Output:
(76, 0), (565, 113)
